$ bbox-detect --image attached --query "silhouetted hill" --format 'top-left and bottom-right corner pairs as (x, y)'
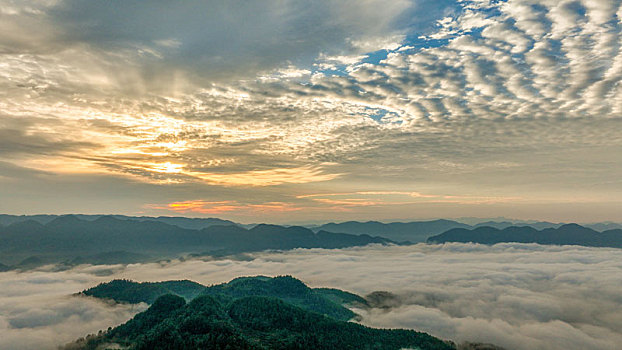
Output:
(0, 214), (238, 229)
(0, 216), (393, 267)
(131, 216), (238, 230)
(14, 255), (45, 269)
(473, 221), (560, 230)
(65, 251), (152, 265)
(428, 224), (622, 248)
(316, 219), (571, 242)
(0, 214), (59, 226)
(585, 222), (622, 231)
(316, 220), (471, 243)
(67, 277), (454, 350)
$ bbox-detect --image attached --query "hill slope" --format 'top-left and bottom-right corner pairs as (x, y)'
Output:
(428, 224), (622, 248)
(65, 294), (454, 350)
(316, 219), (470, 243)
(80, 276), (366, 322)
(80, 279), (206, 304)
(0, 216), (393, 267)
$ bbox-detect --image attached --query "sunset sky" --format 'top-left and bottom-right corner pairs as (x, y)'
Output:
(1, 0), (621, 223)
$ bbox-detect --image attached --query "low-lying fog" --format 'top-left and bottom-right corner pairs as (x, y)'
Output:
(2, 243), (622, 350)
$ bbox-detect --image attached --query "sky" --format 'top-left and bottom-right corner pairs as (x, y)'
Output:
(1, 0), (621, 223)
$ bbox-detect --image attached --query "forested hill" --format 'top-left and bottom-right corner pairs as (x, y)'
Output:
(0, 216), (393, 267)
(428, 224), (622, 248)
(80, 276), (366, 322)
(68, 277), (454, 350)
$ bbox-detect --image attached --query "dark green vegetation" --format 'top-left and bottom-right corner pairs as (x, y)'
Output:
(68, 276), (453, 350)
(0, 215), (392, 268)
(428, 224), (622, 248)
(81, 276), (366, 322)
(80, 279), (206, 304)
(200, 276), (366, 321)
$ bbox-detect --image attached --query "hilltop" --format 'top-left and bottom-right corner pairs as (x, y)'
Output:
(80, 275), (366, 322)
(68, 276), (453, 350)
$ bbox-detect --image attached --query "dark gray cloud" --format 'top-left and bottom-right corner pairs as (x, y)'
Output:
(0, 161), (52, 179)
(0, 128), (96, 156)
(18, 0), (439, 84)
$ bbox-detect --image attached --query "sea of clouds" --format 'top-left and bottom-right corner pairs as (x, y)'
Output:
(2, 243), (622, 349)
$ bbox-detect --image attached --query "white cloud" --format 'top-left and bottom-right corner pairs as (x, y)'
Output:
(2, 244), (622, 349)
(0, 269), (145, 350)
(1, 0), (622, 218)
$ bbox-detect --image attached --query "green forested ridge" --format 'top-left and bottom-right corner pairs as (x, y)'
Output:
(80, 279), (206, 304)
(200, 276), (365, 321)
(81, 276), (364, 321)
(64, 293), (454, 350)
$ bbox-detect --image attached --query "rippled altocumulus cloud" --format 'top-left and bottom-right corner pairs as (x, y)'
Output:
(1, 0), (621, 220)
(2, 243), (622, 349)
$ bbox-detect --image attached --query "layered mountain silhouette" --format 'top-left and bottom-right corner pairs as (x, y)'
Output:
(315, 219), (570, 243)
(3, 214), (621, 270)
(428, 224), (622, 248)
(3, 214), (620, 245)
(68, 276), (454, 350)
(315, 219), (471, 243)
(0, 214), (238, 230)
(0, 215), (392, 268)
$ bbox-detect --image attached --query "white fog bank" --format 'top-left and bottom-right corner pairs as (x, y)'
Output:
(2, 243), (622, 349)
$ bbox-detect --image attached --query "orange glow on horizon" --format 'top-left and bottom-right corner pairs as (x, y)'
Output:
(148, 200), (303, 215)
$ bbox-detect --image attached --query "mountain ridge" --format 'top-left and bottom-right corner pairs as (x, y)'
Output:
(0, 216), (394, 268)
(67, 276), (455, 350)
(428, 224), (622, 248)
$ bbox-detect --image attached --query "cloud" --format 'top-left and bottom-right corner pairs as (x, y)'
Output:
(3, 244), (622, 349)
(1, 0), (622, 220)
(144, 190), (520, 217)
(147, 200), (303, 215)
(2, 0), (428, 85)
(0, 269), (146, 350)
(0, 161), (53, 180)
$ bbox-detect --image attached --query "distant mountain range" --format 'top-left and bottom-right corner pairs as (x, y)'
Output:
(428, 224), (622, 248)
(314, 220), (567, 243)
(315, 220), (471, 243)
(3, 214), (621, 245)
(68, 276), (457, 350)
(0, 214), (239, 230)
(315, 220), (622, 243)
(0, 215), (392, 268)
(2, 214), (622, 270)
